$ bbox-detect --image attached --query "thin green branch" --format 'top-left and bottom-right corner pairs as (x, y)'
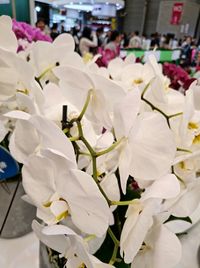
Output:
(96, 138), (124, 157)
(168, 112), (183, 119)
(111, 200), (135, 206)
(36, 64), (55, 81)
(141, 81), (151, 98)
(108, 227), (120, 245)
(77, 89), (93, 121)
(109, 244), (119, 265)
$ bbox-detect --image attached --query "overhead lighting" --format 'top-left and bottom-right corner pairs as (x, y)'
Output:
(64, 4), (93, 11)
(35, 6), (41, 12)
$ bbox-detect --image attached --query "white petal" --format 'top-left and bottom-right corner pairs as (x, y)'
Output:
(170, 182), (200, 217)
(142, 174), (180, 201)
(30, 115), (76, 164)
(61, 168), (111, 237)
(9, 120), (39, 164)
(113, 88), (141, 139)
(146, 224), (182, 268)
(5, 110), (31, 120)
(0, 67), (18, 101)
(96, 132), (114, 149)
(53, 33), (75, 52)
(120, 199), (156, 263)
(118, 143), (132, 194)
(0, 16), (18, 52)
(32, 220), (70, 254)
(100, 173), (120, 203)
(22, 155), (55, 207)
(130, 112), (176, 180)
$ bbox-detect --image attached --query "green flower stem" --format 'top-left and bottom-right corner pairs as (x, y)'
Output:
(36, 64), (56, 81)
(108, 227), (120, 245)
(141, 96), (170, 124)
(168, 112), (183, 119)
(63, 128), (69, 134)
(69, 136), (80, 142)
(142, 96), (183, 129)
(109, 243), (119, 265)
(171, 166), (186, 185)
(108, 227), (120, 265)
(141, 81), (151, 98)
(76, 120), (111, 205)
(96, 138), (124, 157)
(111, 200), (134, 206)
(78, 89), (93, 121)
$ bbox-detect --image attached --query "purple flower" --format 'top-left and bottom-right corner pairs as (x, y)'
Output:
(12, 19), (52, 49)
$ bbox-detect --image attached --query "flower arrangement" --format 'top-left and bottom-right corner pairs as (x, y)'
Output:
(12, 18), (52, 51)
(163, 62), (196, 91)
(1, 15), (200, 268)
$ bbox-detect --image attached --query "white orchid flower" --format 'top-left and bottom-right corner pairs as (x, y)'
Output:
(24, 149), (111, 236)
(107, 54), (136, 81)
(143, 75), (185, 115)
(120, 172), (180, 264)
(5, 113), (76, 164)
(54, 65), (125, 130)
(178, 88), (200, 148)
(29, 33), (83, 86)
(32, 221), (115, 268)
(163, 179), (200, 218)
(119, 62), (155, 90)
(131, 220), (182, 268)
(0, 15), (18, 53)
(113, 88), (176, 193)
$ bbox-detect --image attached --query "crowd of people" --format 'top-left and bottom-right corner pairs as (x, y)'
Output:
(35, 18), (200, 69)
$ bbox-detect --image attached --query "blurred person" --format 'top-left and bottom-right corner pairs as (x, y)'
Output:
(36, 18), (50, 36)
(71, 27), (80, 53)
(61, 25), (67, 34)
(96, 27), (104, 47)
(129, 31), (141, 48)
(104, 30), (121, 56)
(171, 38), (178, 49)
(180, 36), (192, 67)
(120, 32), (129, 48)
(150, 32), (160, 48)
(160, 34), (167, 48)
(79, 27), (97, 56)
(50, 23), (59, 40)
(103, 30), (112, 46)
(36, 18), (45, 32)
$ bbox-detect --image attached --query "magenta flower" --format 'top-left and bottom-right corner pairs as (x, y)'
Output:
(12, 19), (52, 50)
(163, 63), (196, 91)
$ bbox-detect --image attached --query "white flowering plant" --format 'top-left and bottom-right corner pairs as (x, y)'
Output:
(1, 15), (200, 268)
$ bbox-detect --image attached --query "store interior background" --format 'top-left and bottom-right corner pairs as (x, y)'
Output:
(0, 0), (200, 42)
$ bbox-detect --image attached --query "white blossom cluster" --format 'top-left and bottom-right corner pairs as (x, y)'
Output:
(1, 15), (200, 268)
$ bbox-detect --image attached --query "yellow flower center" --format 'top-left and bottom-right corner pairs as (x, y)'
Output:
(193, 134), (200, 144)
(179, 161), (186, 170)
(17, 88), (29, 95)
(188, 122), (199, 130)
(78, 263), (86, 268)
(133, 78), (143, 85)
